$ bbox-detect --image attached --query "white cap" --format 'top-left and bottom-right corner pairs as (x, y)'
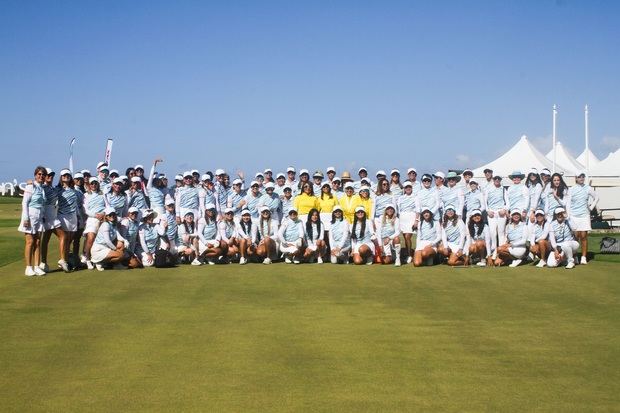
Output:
(134, 164), (144, 170)
(183, 171), (192, 178)
(175, 174), (183, 181)
(120, 175), (128, 181)
(390, 169), (400, 175)
(326, 166), (336, 173)
(81, 169), (91, 175)
(535, 209), (545, 216)
(540, 168), (551, 175)
(528, 168), (539, 175)
(259, 206), (270, 213)
(576, 170), (586, 177)
(434, 171), (445, 179)
(205, 203), (216, 210)
(463, 168), (473, 175)
(109, 169), (119, 175)
(470, 209), (482, 216)
(385, 203), (395, 210)
(113, 177), (123, 184)
(46, 168), (54, 175)
(74, 172), (84, 179)
(128, 206), (139, 214)
(299, 168), (309, 175)
(142, 208), (157, 219)
(359, 185), (371, 192)
(215, 169), (226, 176)
(232, 178), (243, 185)
(241, 209), (251, 216)
(358, 167), (367, 173)
(403, 181), (413, 187)
(191, 169), (199, 175)
(407, 167), (417, 174)
(97, 161), (109, 170)
(283, 185), (292, 191)
(165, 195), (175, 206)
(354, 206), (366, 213)
(287, 166), (296, 173)
(89, 177), (99, 184)
(255, 172), (264, 178)
(159, 174), (167, 179)
(344, 182), (354, 189)
(250, 180), (259, 187)
(131, 176), (141, 183)
(264, 182), (275, 189)
(376, 170), (386, 177)
(264, 168), (272, 174)
(445, 204), (456, 211)
(224, 207), (234, 214)
(276, 172), (285, 178)
(554, 207), (566, 215)
(60, 168), (71, 176)
(469, 178), (478, 185)
(332, 205), (343, 212)
(361, 178), (371, 184)
(510, 208), (522, 216)
(201, 173), (211, 182)
(104, 206), (116, 216)
(288, 208), (298, 214)
(332, 176), (341, 182)
(183, 210), (194, 217)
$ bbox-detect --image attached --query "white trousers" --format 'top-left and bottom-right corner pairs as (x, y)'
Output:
(547, 240), (579, 267)
(487, 214), (506, 252)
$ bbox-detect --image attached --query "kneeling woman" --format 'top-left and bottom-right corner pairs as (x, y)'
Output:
(303, 208), (326, 263)
(466, 209), (492, 266)
(328, 206), (351, 263)
(350, 206), (376, 265)
(236, 209), (257, 265)
(413, 208), (441, 267)
(278, 208), (305, 264)
(439, 205), (467, 266)
(494, 209), (529, 267)
(547, 207), (579, 269)
(120, 207), (142, 268)
(219, 207), (240, 261)
(197, 203), (223, 265)
(138, 209), (166, 267)
(529, 209), (550, 267)
(377, 204), (401, 266)
(177, 211), (200, 265)
(90, 207), (128, 271)
(255, 206), (280, 264)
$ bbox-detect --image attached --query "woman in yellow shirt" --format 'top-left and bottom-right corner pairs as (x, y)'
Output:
(318, 183), (339, 231)
(293, 183), (319, 222)
(339, 183), (361, 223)
(357, 186), (375, 221)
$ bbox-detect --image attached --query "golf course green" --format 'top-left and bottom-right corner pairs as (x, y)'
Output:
(1, 196), (618, 412)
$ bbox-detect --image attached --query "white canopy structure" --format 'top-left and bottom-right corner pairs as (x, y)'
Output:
(473, 135), (565, 177)
(590, 148), (620, 177)
(545, 142), (584, 175)
(576, 148), (600, 168)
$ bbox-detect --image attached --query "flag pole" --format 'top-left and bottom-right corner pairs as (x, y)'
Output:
(585, 104), (590, 179)
(552, 104), (557, 173)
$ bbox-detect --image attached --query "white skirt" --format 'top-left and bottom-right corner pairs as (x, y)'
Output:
(91, 243), (113, 263)
(320, 213), (332, 231)
(280, 239), (303, 253)
(569, 215), (591, 231)
(18, 207), (44, 234)
(58, 213), (78, 232)
(399, 211), (416, 234)
(83, 217), (101, 234)
(442, 241), (462, 253)
(352, 240), (375, 255)
(198, 239), (219, 254)
(415, 239), (437, 252)
(43, 205), (60, 230)
(508, 246), (527, 259)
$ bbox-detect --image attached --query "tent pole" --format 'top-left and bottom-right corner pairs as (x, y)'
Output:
(552, 104), (557, 173)
(585, 104), (589, 179)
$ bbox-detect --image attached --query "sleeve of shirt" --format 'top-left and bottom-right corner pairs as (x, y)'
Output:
(432, 224), (442, 246)
(441, 225), (448, 246)
(197, 218), (207, 244)
(457, 189), (464, 216)
(218, 221), (229, 243)
(588, 187), (599, 210)
(138, 227), (149, 253)
(21, 185), (33, 222)
(146, 164), (156, 190)
(484, 226), (492, 256)
(548, 225), (557, 249)
(277, 221), (287, 244)
(458, 221), (466, 250)
(175, 190), (181, 218)
(393, 217), (401, 239)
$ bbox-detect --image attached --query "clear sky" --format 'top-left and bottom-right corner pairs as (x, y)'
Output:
(1, 0), (619, 181)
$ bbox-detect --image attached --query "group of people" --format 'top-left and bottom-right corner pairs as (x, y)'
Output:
(18, 160), (599, 276)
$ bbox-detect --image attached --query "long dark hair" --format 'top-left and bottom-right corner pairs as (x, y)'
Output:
(351, 210), (367, 241)
(526, 172), (541, 188)
(468, 219), (484, 238)
(331, 209), (343, 224)
(240, 217), (252, 236)
(320, 185), (333, 200)
(183, 219), (195, 234)
(550, 173), (568, 199)
(305, 208), (322, 240)
(422, 210), (434, 228)
(442, 212), (458, 228)
(375, 178), (391, 196)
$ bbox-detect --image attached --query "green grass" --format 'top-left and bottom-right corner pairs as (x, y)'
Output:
(1, 195), (619, 412)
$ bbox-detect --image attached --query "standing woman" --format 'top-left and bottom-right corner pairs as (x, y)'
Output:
(413, 209), (441, 267)
(339, 183), (359, 223)
(138, 209), (166, 267)
(176, 171), (200, 224)
(525, 168), (543, 223)
(56, 169), (80, 272)
(293, 182), (319, 223)
(374, 178), (395, 229)
(438, 205), (467, 266)
(127, 176), (149, 212)
(485, 174), (508, 255)
(146, 159), (166, 217)
(106, 177), (128, 218)
(227, 178), (246, 223)
(254, 206), (280, 264)
(441, 172), (465, 219)
(18, 166), (47, 276)
(280, 186), (294, 220)
(377, 205), (401, 266)
(465, 209), (492, 266)
(82, 178), (107, 269)
(463, 179), (485, 221)
(494, 209), (529, 267)
(567, 171), (599, 264)
(303, 208), (326, 263)
(318, 182), (338, 242)
(544, 173), (570, 220)
(506, 171), (530, 219)
(350, 207), (376, 265)
(40, 168), (60, 273)
(278, 209), (305, 264)
(258, 182), (282, 222)
(547, 207), (579, 269)
(72, 172), (87, 267)
(236, 209), (256, 264)
(243, 181), (263, 221)
(389, 169), (403, 196)
(397, 181), (420, 264)
(528, 209), (550, 267)
(328, 206), (351, 264)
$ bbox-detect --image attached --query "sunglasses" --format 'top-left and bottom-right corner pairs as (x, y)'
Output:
(422, 179), (431, 182)
(225, 212), (234, 215)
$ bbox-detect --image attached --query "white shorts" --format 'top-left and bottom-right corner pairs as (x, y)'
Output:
(141, 252), (155, 267)
(508, 246), (527, 259)
(320, 213), (332, 231)
(280, 239), (303, 253)
(91, 243), (113, 263)
(399, 211), (416, 234)
(58, 213), (78, 232)
(570, 215), (591, 231)
(306, 241), (321, 252)
(198, 239), (219, 254)
(415, 240), (437, 252)
(83, 217), (101, 234)
(18, 207), (44, 234)
(442, 241), (461, 253)
(43, 205), (60, 230)
(352, 241), (375, 255)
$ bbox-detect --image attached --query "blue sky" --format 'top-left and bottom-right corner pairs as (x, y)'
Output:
(1, 0), (619, 181)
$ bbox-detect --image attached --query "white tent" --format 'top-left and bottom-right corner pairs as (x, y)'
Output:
(590, 148), (620, 177)
(473, 135), (566, 177)
(576, 148), (600, 168)
(545, 142), (584, 175)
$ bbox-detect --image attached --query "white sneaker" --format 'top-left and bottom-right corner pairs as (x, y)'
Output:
(206, 260), (215, 265)
(406, 256), (413, 264)
(95, 263), (104, 271)
(565, 261), (575, 269)
(80, 254), (88, 264)
(58, 260), (70, 272)
(509, 259), (522, 268)
(317, 256), (323, 264)
(536, 260), (546, 268)
(191, 258), (203, 266)
(293, 258), (300, 264)
(39, 262), (49, 273)
(25, 266), (36, 276)
(394, 258), (401, 267)
(330, 256), (338, 264)
(239, 257), (247, 265)
(285, 256), (292, 264)
(86, 260), (94, 270)
(366, 257), (373, 265)
(580, 256), (587, 265)
(34, 266), (46, 276)
(476, 261), (487, 267)
(263, 257), (272, 265)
